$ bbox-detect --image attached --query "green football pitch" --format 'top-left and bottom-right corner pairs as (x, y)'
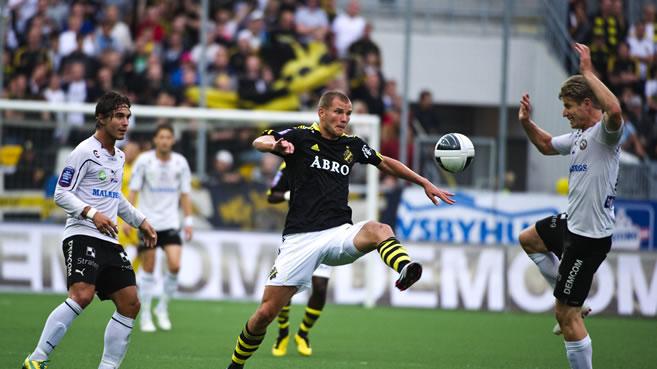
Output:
(1, 293), (655, 369)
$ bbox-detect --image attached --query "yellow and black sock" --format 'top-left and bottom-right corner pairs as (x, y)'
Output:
(231, 322), (265, 366)
(277, 303), (291, 339)
(376, 237), (410, 273)
(297, 306), (322, 340)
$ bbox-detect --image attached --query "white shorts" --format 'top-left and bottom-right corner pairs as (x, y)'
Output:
(266, 221), (367, 292)
(313, 264), (332, 279)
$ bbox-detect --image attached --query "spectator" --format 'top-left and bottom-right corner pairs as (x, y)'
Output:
(331, 0), (366, 58)
(295, 0), (329, 44)
(627, 21), (653, 80)
(412, 90), (442, 134)
(568, 0), (590, 43)
(589, 0), (625, 54)
(104, 4), (133, 53)
(607, 41), (640, 95)
(13, 25), (51, 77)
(209, 150), (242, 185)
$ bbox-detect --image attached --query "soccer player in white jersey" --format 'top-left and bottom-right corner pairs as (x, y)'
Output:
(21, 91), (157, 369)
(517, 43), (623, 369)
(127, 123), (193, 332)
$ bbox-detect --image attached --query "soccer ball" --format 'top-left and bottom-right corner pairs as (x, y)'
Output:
(434, 133), (475, 173)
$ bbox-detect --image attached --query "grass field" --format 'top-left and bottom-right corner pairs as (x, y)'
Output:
(1, 293), (655, 369)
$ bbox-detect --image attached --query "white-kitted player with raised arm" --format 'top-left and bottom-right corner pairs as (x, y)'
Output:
(21, 91), (157, 369)
(127, 123), (193, 333)
(517, 43), (623, 369)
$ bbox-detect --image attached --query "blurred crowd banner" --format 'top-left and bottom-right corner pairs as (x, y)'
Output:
(206, 182), (287, 231)
(396, 188), (657, 251)
(1, 224), (655, 317)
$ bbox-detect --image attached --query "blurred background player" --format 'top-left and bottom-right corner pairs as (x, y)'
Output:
(22, 91), (157, 369)
(517, 44), (623, 369)
(118, 140), (142, 270)
(267, 162), (331, 357)
(127, 123), (193, 332)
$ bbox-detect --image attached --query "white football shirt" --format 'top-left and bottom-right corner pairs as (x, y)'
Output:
(551, 120), (623, 238)
(54, 136), (146, 243)
(129, 150), (192, 231)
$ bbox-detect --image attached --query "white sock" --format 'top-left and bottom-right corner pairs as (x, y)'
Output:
(528, 252), (559, 288)
(139, 271), (156, 316)
(30, 298), (82, 361)
(98, 312), (134, 369)
(565, 335), (592, 369)
(158, 272), (178, 312)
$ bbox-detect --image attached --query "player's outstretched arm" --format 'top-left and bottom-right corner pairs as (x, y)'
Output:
(573, 43), (623, 131)
(253, 135), (295, 155)
(518, 93), (558, 155)
(377, 155), (455, 205)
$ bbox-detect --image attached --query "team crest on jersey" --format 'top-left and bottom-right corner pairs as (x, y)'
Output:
(343, 146), (353, 163)
(579, 138), (587, 150)
(86, 246), (96, 258)
(269, 266), (278, 280)
(98, 169), (107, 181)
(93, 150), (101, 158)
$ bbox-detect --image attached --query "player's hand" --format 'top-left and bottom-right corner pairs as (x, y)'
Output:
(273, 138), (295, 155)
(519, 93), (532, 123)
(423, 181), (455, 205)
(139, 220), (157, 248)
(574, 43), (593, 74)
(120, 222), (133, 237)
(183, 225), (193, 241)
(92, 212), (119, 238)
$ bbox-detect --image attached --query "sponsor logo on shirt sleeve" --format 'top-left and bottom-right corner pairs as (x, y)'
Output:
(58, 166), (75, 187)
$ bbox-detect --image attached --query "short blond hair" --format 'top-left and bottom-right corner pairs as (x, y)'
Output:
(559, 75), (600, 108)
(318, 90), (350, 109)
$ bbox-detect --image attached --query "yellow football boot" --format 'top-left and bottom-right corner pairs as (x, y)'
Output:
(272, 335), (289, 357)
(22, 357), (49, 369)
(295, 334), (312, 356)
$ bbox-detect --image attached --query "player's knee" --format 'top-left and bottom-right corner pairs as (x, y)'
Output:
(254, 305), (278, 327)
(118, 298), (141, 318)
(168, 265), (180, 274)
(363, 221), (393, 241)
(69, 285), (95, 308)
(518, 228), (539, 253)
(555, 304), (577, 327)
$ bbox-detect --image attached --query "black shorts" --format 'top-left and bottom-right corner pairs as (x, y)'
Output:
(535, 213), (567, 259)
(63, 235), (135, 301)
(554, 228), (611, 307)
(138, 228), (182, 251)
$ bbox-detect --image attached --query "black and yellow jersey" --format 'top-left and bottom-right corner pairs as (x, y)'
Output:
(264, 123), (382, 235)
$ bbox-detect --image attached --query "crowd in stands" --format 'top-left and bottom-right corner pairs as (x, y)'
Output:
(2, 0), (417, 194)
(568, 0), (657, 162)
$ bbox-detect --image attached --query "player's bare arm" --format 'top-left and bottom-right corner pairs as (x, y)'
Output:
(121, 190), (139, 235)
(518, 93), (558, 155)
(181, 193), (193, 241)
(253, 135), (295, 155)
(574, 43), (623, 131)
(83, 205), (119, 238)
(138, 219), (157, 248)
(377, 155), (455, 205)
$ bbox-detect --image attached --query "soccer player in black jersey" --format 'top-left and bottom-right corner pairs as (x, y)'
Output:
(226, 90), (455, 368)
(267, 163), (332, 357)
